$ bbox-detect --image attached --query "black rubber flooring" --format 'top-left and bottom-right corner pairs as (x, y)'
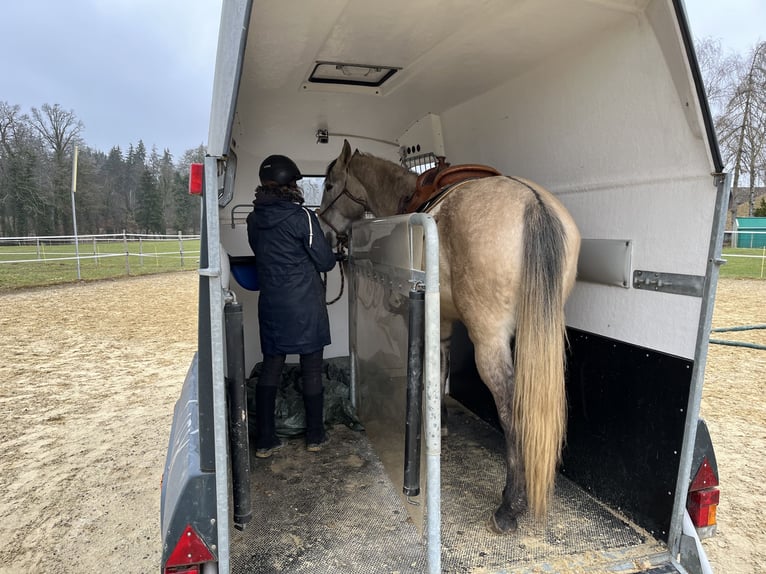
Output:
(231, 404), (668, 573)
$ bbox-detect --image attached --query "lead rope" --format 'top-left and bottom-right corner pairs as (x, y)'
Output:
(323, 250), (345, 305)
(314, 206), (346, 305)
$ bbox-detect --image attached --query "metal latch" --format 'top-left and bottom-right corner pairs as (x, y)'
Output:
(632, 270), (704, 297)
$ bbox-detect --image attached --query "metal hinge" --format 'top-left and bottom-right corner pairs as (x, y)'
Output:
(632, 270), (704, 297)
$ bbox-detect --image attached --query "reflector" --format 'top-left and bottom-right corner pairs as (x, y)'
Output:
(165, 524), (215, 567)
(690, 456), (718, 491)
(189, 163), (204, 195)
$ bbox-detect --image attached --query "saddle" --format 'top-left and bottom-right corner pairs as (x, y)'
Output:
(399, 157), (502, 214)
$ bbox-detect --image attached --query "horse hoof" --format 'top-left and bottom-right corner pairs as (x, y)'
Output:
(486, 513), (518, 535)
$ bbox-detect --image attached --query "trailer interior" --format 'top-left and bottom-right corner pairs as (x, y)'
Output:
(161, 0), (727, 572)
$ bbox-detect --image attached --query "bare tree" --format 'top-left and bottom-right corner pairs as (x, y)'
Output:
(697, 39), (766, 222)
(28, 103), (84, 234)
(719, 43), (766, 216)
(695, 37), (741, 114)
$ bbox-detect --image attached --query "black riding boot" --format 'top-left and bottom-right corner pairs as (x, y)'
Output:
(254, 385), (284, 458)
(303, 391), (327, 452)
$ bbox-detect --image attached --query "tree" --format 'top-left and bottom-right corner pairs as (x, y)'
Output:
(136, 167), (164, 233)
(157, 149), (176, 231)
(1, 101), (205, 236)
(29, 103), (84, 234)
(0, 102), (47, 235)
(695, 38), (741, 115)
(755, 197), (766, 217)
(99, 146), (127, 233)
(697, 39), (766, 222)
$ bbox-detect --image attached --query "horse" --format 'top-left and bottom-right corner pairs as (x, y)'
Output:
(318, 139), (581, 533)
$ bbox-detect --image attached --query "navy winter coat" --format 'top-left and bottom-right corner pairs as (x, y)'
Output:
(246, 196), (336, 355)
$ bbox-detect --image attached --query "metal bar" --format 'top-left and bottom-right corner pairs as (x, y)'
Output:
(408, 212), (440, 574)
(201, 155), (232, 572)
(70, 146), (81, 280)
(632, 270), (705, 297)
(667, 172), (730, 560)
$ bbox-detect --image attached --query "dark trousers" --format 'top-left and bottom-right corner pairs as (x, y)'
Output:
(256, 351), (325, 444)
(257, 351), (323, 395)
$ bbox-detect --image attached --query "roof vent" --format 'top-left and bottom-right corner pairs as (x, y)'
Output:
(308, 61), (399, 87)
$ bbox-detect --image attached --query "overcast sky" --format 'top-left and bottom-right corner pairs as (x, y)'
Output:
(1, 1), (763, 160)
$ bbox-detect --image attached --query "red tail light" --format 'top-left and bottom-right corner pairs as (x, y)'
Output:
(189, 163), (204, 195)
(688, 487), (720, 527)
(164, 524), (215, 573)
(687, 456), (719, 529)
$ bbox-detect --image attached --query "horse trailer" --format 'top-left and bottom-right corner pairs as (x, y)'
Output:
(160, 1), (726, 572)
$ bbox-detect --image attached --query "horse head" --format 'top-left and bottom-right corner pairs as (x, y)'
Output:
(318, 140), (374, 250)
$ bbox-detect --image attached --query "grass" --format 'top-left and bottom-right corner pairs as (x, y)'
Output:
(720, 247), (766, 279)
(0, 239), (201, 291)
(1, 240), (762, 290)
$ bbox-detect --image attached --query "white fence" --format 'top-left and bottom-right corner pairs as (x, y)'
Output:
(0, 233), (201, 285)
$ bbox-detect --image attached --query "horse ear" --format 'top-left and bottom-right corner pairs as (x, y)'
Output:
(339, 139), (352, 166)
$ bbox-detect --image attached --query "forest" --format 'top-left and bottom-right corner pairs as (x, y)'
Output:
(0, 102), (203, 237)
(1, 38), (765, 238)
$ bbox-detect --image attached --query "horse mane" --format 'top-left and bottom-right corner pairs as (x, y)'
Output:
(349, 151), (417, 216)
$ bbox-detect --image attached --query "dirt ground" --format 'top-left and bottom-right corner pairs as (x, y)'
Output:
(0, 272), (762, 573)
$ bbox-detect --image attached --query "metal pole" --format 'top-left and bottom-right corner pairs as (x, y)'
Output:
(179, 230), (185, 268)
(70, 146), (81, 280)
(408, 213), (441, 574)
(123, 230), (130, 275)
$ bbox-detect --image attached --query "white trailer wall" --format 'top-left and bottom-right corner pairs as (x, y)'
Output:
(439, 4), (716, 359)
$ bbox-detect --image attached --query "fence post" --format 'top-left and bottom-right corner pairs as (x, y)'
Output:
(139, 236), (144, 267)
(123, 230), (131, 276)
(93, 237), (99, 266)
(36, 237), (41, 260)
(178, 230), (185, 269)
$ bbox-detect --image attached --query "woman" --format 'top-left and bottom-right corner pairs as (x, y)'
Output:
(246, 154), (337, 458)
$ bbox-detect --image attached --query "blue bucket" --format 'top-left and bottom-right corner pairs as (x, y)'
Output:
(228, 256), (260, 291)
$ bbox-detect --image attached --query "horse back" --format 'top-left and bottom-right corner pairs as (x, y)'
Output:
(434, 176), (578, 323)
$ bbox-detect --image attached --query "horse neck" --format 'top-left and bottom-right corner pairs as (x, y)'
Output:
(350, 154), (417, 216)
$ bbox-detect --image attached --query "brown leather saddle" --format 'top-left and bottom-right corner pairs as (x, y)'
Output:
(399, 156), (502, 214)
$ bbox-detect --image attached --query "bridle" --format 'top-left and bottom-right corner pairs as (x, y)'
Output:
(317, 184), (371, 242)
(316, 173), (372, 305)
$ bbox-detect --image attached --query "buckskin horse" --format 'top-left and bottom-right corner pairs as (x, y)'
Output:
(318, 139), (580, 533)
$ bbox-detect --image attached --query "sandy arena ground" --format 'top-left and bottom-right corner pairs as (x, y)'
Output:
(0, 272), (762, 573)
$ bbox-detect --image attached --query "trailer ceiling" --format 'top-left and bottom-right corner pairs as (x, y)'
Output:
(235, 0), (650, 158)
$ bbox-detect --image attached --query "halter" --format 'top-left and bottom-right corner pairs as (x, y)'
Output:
(317, 186), (370, 238)
(317, 168), (373, 248)
(316, 173), (371, 305)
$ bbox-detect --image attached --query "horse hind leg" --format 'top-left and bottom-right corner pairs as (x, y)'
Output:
(472, 335), (527, 534)
(440, 322), (453, 437)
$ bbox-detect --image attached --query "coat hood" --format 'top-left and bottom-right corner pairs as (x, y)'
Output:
(252, 197), (303, 230)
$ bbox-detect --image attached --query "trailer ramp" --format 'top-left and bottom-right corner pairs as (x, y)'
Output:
(231, 403), (674, 573)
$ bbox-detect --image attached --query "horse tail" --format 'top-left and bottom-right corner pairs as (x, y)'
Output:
(512, 180), (569, 520)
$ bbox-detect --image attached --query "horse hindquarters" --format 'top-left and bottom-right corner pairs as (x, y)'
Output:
(438, 178), (574, 532)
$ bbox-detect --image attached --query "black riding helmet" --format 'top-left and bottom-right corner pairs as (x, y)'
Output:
(259, 154), (303, 185)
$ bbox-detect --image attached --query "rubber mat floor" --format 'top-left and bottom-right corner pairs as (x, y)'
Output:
(231, 406), (667, 573)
